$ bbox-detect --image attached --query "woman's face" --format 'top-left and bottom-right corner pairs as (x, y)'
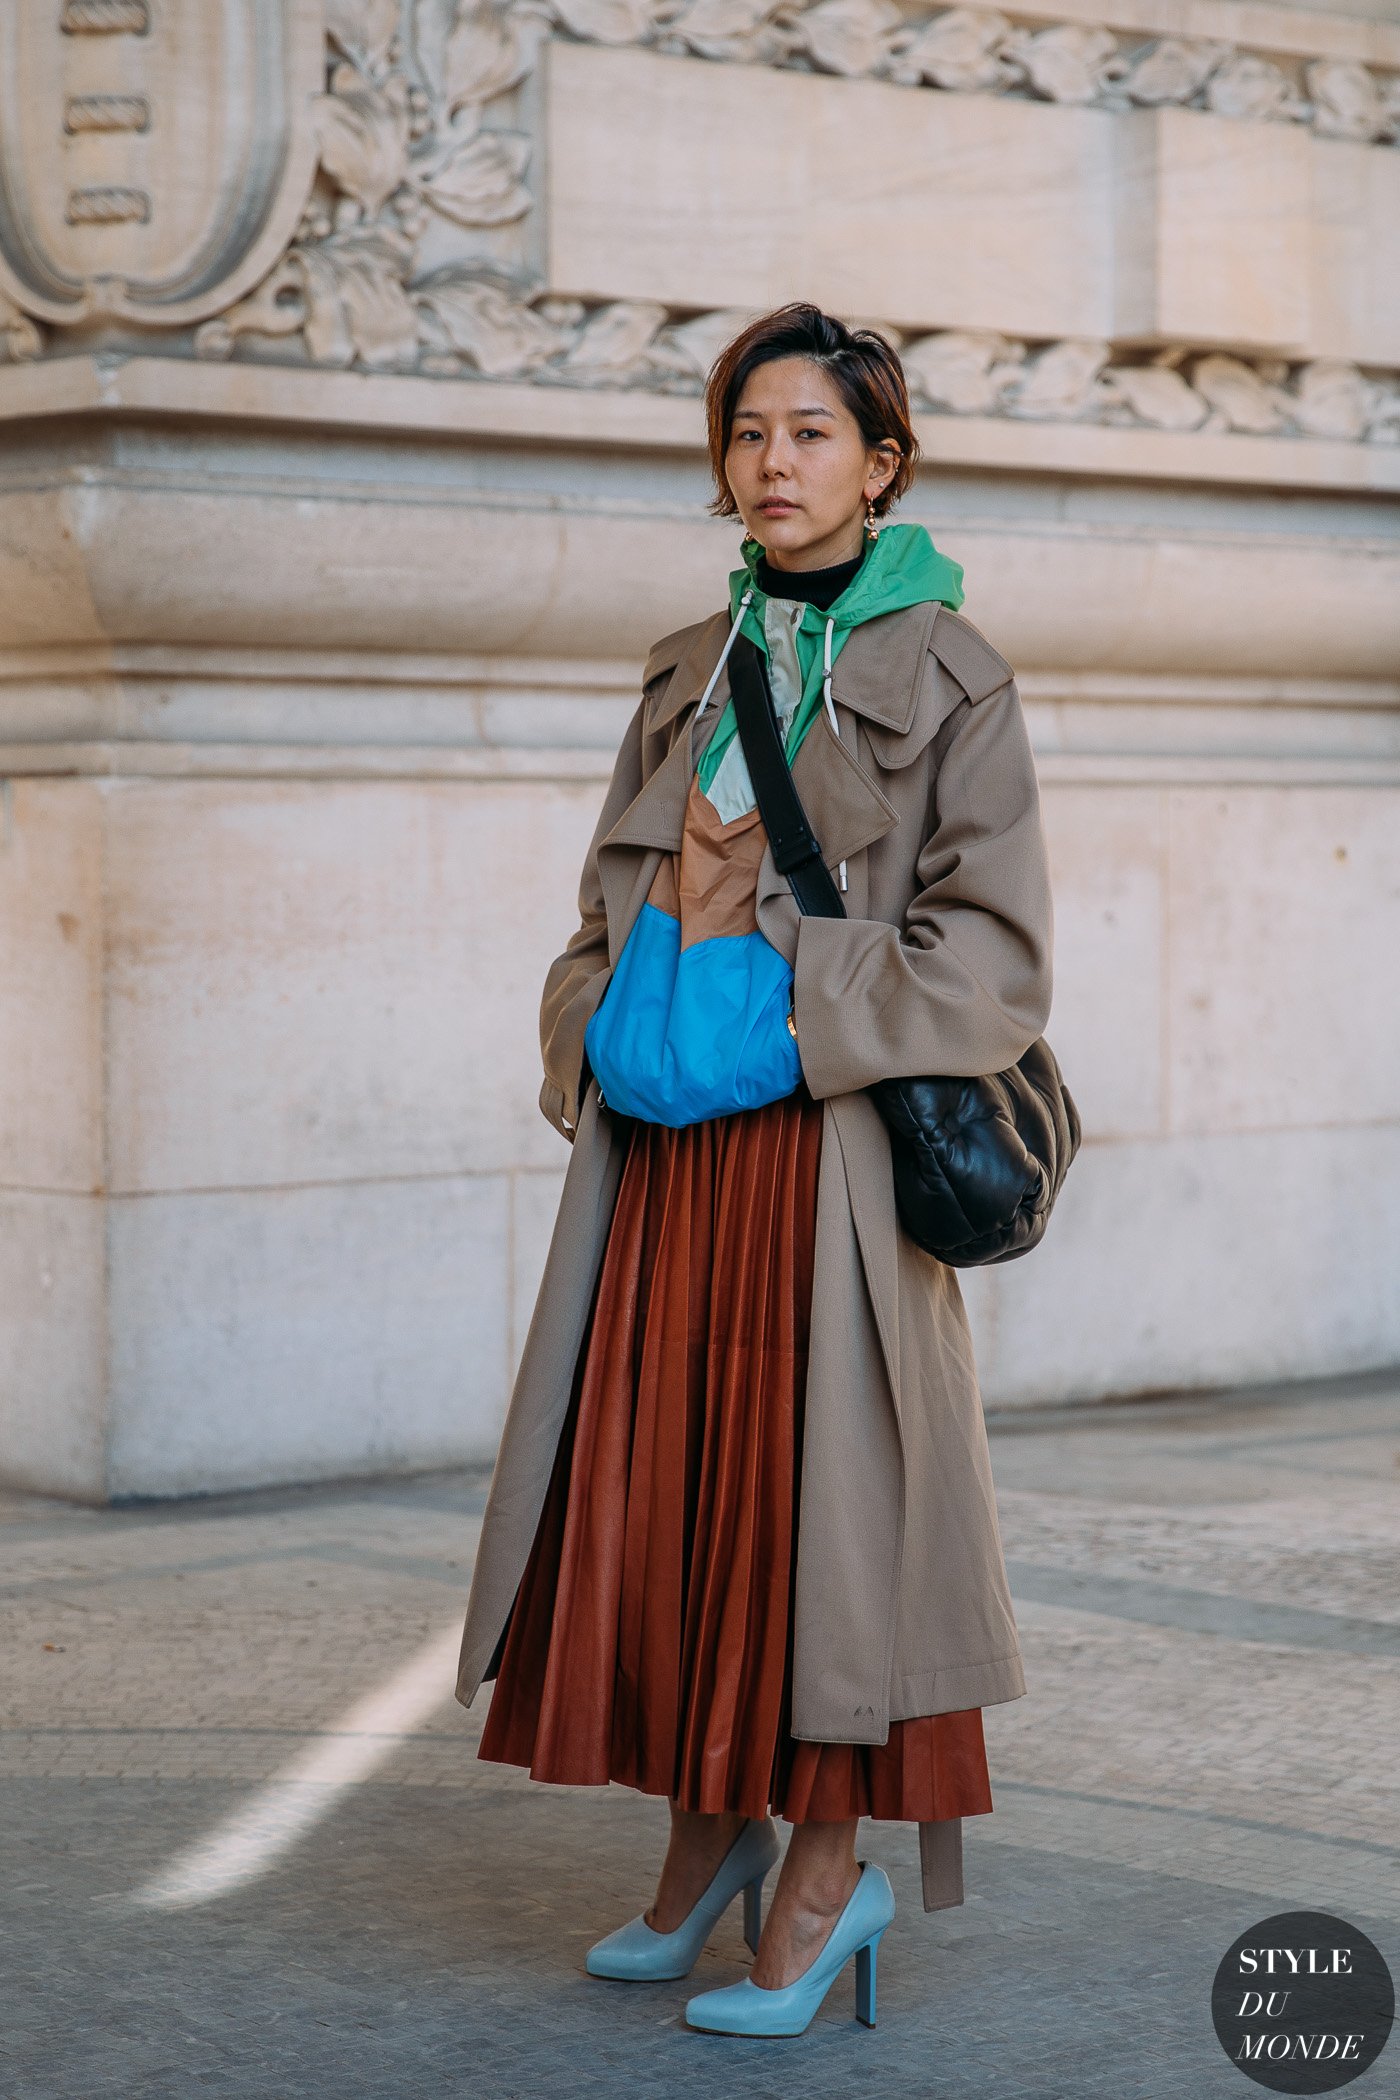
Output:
(725, 354), (900, 572)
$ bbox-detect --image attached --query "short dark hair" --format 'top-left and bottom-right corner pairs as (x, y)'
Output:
(704, 302), (920, 521)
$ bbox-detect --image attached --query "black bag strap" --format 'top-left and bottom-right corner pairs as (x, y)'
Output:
(725, 633), (847, 922)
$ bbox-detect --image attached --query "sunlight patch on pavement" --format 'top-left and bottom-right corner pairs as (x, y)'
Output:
(129, 1621), (466, 1910)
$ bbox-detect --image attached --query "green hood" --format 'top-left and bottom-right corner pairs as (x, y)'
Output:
(698, 521), (965, 794)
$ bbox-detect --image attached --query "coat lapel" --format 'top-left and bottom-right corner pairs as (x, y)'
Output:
(752, 711), (896, 965)
(594, 698), (695, 968)
(600, 597), (935, 965)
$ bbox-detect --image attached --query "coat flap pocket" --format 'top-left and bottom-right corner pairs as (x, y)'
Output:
(859, 609), (1014, 773)
(858, 659), (969, 773)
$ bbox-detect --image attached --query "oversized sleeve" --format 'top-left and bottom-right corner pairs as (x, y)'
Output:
(537, 689), (649, 1140)
(789, 676), (1054, 1100)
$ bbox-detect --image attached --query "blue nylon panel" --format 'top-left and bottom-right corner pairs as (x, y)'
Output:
(584, 903), (802, 1126)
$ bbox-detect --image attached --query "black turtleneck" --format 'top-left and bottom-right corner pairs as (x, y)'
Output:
(756, 540), (867, 611)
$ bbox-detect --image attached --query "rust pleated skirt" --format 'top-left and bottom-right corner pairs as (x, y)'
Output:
(477, 1078), (993, 1825)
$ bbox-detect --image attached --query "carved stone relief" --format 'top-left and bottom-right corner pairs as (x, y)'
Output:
(1, 0), (1397, 447)
(550, 0), (1400, 139)
(898, 332), (1400, 443)
(0, 0), (325, 329)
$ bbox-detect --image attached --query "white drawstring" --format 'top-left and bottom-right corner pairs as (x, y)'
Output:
(696, 585), (754, 716)
(822, 616), (847, 892)
(703, 587), (846, 893)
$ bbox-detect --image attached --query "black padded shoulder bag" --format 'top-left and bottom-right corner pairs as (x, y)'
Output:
(725, 632), (1080, 1267)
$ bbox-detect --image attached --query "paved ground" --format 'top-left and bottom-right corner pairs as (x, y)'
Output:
(3, 1367), (1398, 2099)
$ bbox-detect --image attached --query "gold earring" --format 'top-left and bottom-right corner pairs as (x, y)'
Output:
(864, 496), (880, 540)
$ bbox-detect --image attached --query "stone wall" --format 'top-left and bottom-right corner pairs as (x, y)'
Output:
(0, 0), (1397, 1499)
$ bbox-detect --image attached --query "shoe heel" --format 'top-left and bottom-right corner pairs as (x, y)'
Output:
(855, 1931), (882, 2027)
(742, 1873), (764, 1956)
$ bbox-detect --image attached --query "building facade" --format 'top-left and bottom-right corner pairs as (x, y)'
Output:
(1, 0), (1397, 1499)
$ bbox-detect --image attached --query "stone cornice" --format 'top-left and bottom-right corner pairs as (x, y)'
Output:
(5, 740), (1396, 788)
(538, 0), (1400, 138)
(2, 356), (1398, 493)
(3, 642), (1397, 787)
(0, 1), (1396, 456)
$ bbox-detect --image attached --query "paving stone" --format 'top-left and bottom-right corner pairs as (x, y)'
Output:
(1, 1369), (1397, 2098)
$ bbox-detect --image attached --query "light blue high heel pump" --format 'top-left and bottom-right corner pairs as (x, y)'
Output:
(684, 1859), (895, 2035)
(584, 1818), (781, 1982)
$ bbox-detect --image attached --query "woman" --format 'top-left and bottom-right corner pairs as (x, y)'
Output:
(456, 304), (1054, 2037)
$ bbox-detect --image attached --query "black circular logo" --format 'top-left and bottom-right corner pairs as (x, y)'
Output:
(1212, 1911), (1394, 2091)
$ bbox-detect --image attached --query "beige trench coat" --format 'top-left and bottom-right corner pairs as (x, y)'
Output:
(456, 592), (1056, 1910)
